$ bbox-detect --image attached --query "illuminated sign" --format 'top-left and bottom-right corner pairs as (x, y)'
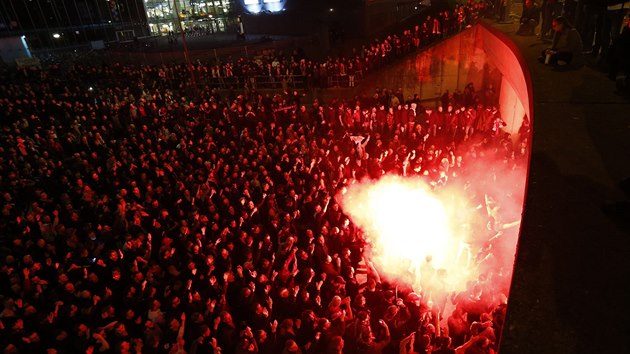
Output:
(240, 0), (285, 13)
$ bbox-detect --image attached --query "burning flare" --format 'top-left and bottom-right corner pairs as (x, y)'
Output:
(341, 175), (479, 295)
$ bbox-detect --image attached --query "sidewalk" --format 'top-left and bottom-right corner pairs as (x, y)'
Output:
(489, 20), (630, 354)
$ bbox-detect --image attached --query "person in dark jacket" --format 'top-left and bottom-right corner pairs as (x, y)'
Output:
(540, 16), (585, 67)
(608, 21), (630, 90)
(517, 0), (541, 35)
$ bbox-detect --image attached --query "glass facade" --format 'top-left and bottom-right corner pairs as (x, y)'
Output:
(0, 0), (148, 49)
(144, 0), (236, 35)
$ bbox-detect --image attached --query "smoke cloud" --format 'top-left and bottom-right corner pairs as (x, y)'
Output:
(340, 147), (526, 305)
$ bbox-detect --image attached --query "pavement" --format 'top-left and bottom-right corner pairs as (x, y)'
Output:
(138, 33), (303, 54)
(487, 19), (630, 354)
(103, 32), (311, 65)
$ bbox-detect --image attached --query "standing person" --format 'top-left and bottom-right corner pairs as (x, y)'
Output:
(432, 336), (456, 354)
(598, 0), (630, 64)
(608, 21), (630, 90)
(541, 0), (564, 38)
(498, 0), (508, 23)
(327, 336), (344, 354)
(517, 0), (541, 35)
(576, 0), (606, 52)
(356, 320), (390, 354)
(565, 0), (580, 21)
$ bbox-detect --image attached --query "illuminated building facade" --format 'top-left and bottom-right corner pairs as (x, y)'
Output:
(240, 0), (287, 14)
(144, 0), (237, 35)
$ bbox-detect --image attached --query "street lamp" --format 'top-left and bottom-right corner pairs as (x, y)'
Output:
(171, 0), (197, 96)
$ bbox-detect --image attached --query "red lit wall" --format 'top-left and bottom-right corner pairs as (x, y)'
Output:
(475, 24), (533, 139)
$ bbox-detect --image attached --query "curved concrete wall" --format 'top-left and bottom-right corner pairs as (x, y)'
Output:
(474, 23), (533, 140)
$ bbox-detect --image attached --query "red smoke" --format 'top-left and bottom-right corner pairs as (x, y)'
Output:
(340, 152), (526, 307)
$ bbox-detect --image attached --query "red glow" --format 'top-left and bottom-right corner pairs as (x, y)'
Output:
(340, 153), (525, 314)
(341, 175), (478, 294)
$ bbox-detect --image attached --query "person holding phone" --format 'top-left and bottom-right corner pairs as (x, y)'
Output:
(356, 319), (390, 353)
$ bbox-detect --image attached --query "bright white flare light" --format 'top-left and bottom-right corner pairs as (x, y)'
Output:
(341, 175), (474, 293)
(365, 180), (450, 262)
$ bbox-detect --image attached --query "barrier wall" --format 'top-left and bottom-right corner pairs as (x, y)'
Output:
(474, 23), (533, 139)
(351, 24), (533, 142)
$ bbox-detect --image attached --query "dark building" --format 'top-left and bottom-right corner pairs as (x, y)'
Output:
(239, 0), (430, 43)
(0, 0), (244, 50)
(0, 0), (434, 52)
(0, 0), (148, 49)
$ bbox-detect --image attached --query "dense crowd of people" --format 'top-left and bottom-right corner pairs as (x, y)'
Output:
(96, 3), (487, 92)
(0, 3), (530, 354)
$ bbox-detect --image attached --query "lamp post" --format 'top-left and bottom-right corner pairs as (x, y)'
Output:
(172, 0), (198, 97)
(237, 15), (245, 39)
